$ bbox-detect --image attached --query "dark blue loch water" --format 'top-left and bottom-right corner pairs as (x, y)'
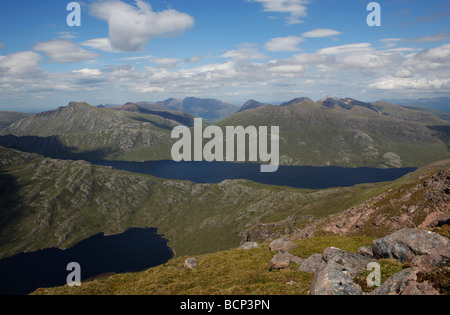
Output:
(90, 160), (416, 189)
(0, 228), (173, 295)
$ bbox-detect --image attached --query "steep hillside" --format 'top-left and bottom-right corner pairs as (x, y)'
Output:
(219, 97), (450, 168)
(0, 111), (34, 130)
(242, 159), (450, 243)
(0, 146), (410, 259)
(0, 102), (179, 161)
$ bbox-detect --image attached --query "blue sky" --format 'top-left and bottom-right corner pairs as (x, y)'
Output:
(0, 0), (449, 111)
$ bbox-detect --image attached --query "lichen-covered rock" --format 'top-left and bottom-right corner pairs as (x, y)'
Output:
(269, 239), (297, 253)
(371, 268), (420, 295)
(298, 254), (326, 273)
(238, 242), (260, 250)
(372, 228), (450, 270)
(184, 258), (198, 270)
(357, 246), (374, 258)
(270, 252), (292, 271)
(310, 248), (374, 295)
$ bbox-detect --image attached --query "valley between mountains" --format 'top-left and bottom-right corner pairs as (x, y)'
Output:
(0, 96), (449, 295)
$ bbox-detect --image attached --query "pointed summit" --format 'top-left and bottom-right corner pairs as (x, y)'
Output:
(237, 100), (269, 113)
(280, 97), (313, 107)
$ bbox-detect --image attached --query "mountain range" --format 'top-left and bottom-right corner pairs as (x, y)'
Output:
(0, 96), (449, 168)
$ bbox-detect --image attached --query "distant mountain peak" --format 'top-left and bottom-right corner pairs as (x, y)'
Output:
(237, 100), (268, 113)
(317, 96), (377, 111)
(280, 97), (313, 107)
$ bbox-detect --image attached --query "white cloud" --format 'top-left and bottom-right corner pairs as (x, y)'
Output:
(89, 0), (194, 52)
(406, 32), (450, 43)
(265, 36), (304, 52)
(82, 38), (119, 53)
(150, 57), (181, 69)
(318, 43), (372, 55)
(302, 29), (341, 38)
(72, 68), (102, 76)
(370, 77), (450, 91)
(34, 39), (99, 63)
(0, 51), (42, 76)
(221, 43), (268, 60)
(251, 0), (309, 25)
(185, 56), (201, 64)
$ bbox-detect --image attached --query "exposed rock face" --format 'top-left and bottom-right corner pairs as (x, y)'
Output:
(372, 228), (450, 271)
(238, 242), (260, 250)
(184, 258), (198, 270)
(301, 229), (449, 295)
(371, 268), (421, 295)
(298, 254), (326, 273)
(310, 248), (374, 295)
(270, 251), (304, 270)
(241, 216), (316, 244)
(278, 166), (450, 240)
(270, 252), (292, 271)
(357, 246), (374, 258)
(269, 239), (297, 252)
(369, 267), (439, 295)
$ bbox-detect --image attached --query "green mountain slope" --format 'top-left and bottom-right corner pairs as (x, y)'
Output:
(219, 97), (450, 168)
(0, 146), (408, 259)
(0, 102), (179, 161)
(0, 111), (34, 130)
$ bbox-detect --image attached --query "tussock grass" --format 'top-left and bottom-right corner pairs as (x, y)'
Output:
(32, 236), (374, 295)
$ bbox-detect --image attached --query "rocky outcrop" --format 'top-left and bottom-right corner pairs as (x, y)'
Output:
(298, 229), (449, 295)
(275, 166), (450, 241)
(372, 228), (450, 271)
(184, 258), (198, 270)
(270, 252), (292, 271)
(297, 254), (326, 273)
(241, 216), (316, 244)
(370, 267), (440, 295)
(269, 239), (297, 252)
(270, 251), (304, 271)
(310, 248), (375, 295)
(239, 242), (260, 250)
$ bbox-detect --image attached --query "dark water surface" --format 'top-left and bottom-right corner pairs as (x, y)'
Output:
(0, 228), (173, 295)
(90, 160), (416, 189)
(0, 161), (417, 295)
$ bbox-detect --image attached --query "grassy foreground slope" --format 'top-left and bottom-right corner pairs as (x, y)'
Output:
(32, 236), (375, 295)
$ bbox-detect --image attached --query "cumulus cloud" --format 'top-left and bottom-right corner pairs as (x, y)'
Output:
(150, 57), (182, 69)
(89, 0), (194, 52)
(185, 56), (201, 64)
(82, 38), (119, 53)
(0, 51), (42, 76)
(265, 36), (304, 52)
(251, 0), (309, 25)
(33, 39), (99, 63)
(406, 32), (450, 43)
(302, 29), (341, 38)
(221, 43), (268, 60)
